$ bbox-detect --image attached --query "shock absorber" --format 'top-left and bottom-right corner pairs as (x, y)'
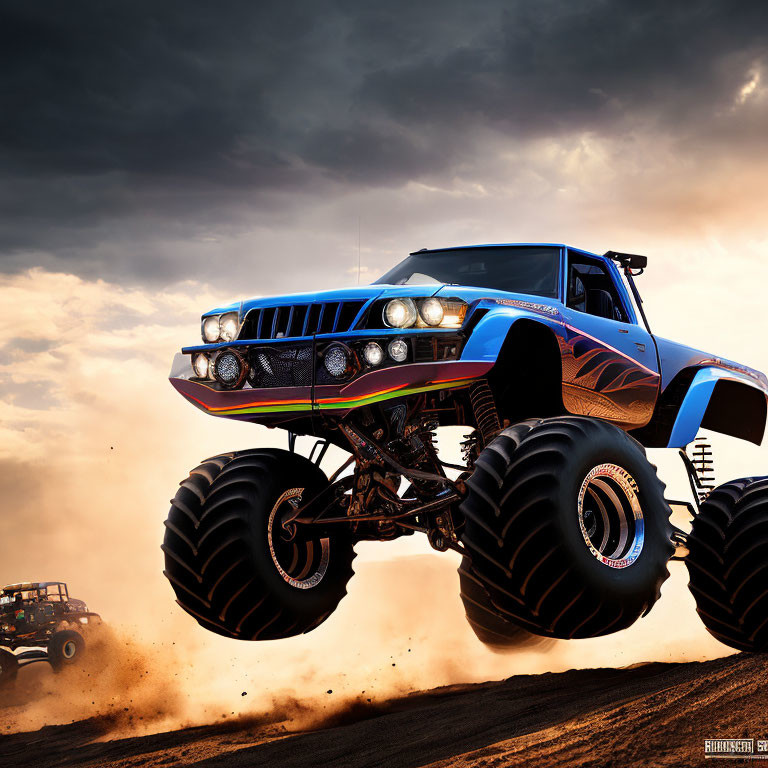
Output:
(460, 433), (478, 467)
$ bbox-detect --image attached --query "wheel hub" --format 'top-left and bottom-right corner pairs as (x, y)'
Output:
(577, 463), (644, 569)
(268, 488), (330, 589)
(62, 640), (77, 659)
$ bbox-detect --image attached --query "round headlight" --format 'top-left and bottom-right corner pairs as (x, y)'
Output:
(384, 298), (417, 328)
(202, 316), (220, 342)
(420, 298), (444, 326)
(220, 312), (239, 342)
(212, 349), (248, 389)
(363, 342), (384, 367)
(388, 338), (408, 363)
(324, 344), (351, 378)
(192, 353), (210, 379)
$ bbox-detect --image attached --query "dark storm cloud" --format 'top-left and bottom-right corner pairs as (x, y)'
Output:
(1, 0), (767, 281)
(358, 1), (768, 134)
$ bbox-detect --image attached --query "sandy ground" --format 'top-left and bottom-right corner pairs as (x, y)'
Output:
(2, 652), (765, 768)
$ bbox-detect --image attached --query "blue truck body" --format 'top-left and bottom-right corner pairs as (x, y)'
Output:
(170, 244), (768, 449)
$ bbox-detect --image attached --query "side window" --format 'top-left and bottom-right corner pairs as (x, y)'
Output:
(46, 586), (63, 602)
(567, 254), (629, 322)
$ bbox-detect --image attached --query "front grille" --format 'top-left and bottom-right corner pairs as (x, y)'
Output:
(240, 301), (366, 340)
(248, 344), (314, 388)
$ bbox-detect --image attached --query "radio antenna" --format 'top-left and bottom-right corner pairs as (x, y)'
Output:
(357, 214), (361, 285)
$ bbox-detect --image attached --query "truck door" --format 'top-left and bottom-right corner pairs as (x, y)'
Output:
(561, 250), (660, 429)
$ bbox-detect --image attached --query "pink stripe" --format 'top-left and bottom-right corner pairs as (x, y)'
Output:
(563, 323), (659, 377)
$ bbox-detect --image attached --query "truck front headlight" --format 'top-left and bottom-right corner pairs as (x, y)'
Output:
(383, 297), (467, 329)
(201, 312), (240, 343)
(219, 312), (239, 342)
(202, 315), (220, 342)
(419, 297), (444, 326)
(384, 298), (418, 328)
(431, 299), (468, 328)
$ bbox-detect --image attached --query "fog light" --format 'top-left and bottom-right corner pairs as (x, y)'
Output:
(363, 342), (384, 367)
(420, 297), (444, 326)
(324, 344), (351, 378)
(388, 339), (408, 362)
(192, 353), (210, 379)
(213, 349), (248, 389)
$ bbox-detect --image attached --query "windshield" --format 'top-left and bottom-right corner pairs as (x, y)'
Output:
(375, 246), (561, 297)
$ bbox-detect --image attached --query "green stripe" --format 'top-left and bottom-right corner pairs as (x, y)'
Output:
(215, 402), (313, 416)
(316, 379), (469, 410)
(211, 378), (475, 416)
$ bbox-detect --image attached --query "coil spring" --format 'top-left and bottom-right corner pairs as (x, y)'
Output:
(459, 381), (502, 468)
(688, 436), (716, 502)
(469, 380), (501, 446)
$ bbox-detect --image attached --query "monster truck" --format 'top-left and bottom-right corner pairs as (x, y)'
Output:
(0, 582), (101, 688)
(164, 244), (768, 652)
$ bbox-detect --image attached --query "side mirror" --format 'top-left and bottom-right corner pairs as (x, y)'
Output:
(604, 250), (648, 270)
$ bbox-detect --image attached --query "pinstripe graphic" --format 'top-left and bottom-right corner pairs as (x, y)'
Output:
(181, 376), (478, 416)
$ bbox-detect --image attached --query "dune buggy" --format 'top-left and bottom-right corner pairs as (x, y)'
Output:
(164, 244), (768, 652)
(0, 582), (101, 689)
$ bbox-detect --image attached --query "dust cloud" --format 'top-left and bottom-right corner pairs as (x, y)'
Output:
(2, 625), (183, 735)
(1, 553), (732, 739)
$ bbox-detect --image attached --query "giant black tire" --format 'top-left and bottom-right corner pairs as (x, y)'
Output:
(0, 649), (18, 689)
(459, 556), (555, 651)
(461, 417), (674, 639)
(48, 630), (86, 671)
(163, 449), (356, 641)
(686, 477), (768, 652)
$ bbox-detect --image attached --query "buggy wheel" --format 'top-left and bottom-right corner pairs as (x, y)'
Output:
(49, 630), (86, 671)
(0, 649), (18, 689)
(461, 417), (674, 639)
(163, 449), (356, 641)
(686, 477), (768, 651)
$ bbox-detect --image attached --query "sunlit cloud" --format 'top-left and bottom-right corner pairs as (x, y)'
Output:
(736, 68), (761, 104)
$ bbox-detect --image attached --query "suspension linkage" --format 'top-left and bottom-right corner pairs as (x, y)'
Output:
(296, 488), (462, 526)
(340, 422), (462, 493)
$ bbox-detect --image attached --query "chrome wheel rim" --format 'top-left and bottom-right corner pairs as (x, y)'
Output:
(268, 487), (330, 589)
(578, 463), (644, 568)
(62, 640), (77, 659)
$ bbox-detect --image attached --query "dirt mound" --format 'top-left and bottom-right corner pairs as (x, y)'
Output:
(2, 651), (762, 767)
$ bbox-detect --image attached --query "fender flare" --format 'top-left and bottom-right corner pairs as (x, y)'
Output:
(460, 307), (565, 422)
(668, 367), (768, 448)
(460, 304), (564, 362)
